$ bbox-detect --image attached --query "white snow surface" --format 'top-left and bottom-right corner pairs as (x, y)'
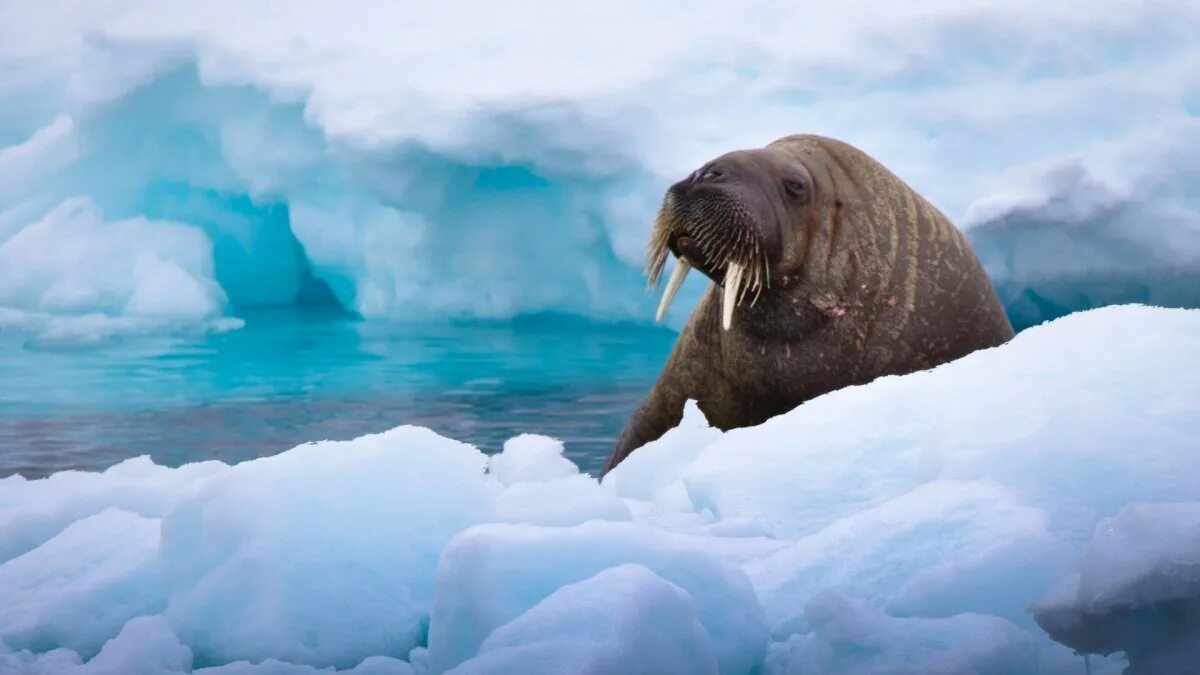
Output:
(0, 304), (1197, 674)
(1, 1), (1198, 338)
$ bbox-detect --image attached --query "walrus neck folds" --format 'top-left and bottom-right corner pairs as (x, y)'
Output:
(694, 275), (832, 347)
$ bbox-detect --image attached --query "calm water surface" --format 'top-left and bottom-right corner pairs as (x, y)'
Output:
(0, 310), (675, 478)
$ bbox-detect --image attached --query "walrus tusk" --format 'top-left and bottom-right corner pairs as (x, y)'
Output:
(655, 259), (691, 322)
(722, 261), (744, 330)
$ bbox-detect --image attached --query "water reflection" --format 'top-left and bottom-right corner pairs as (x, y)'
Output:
(0, 309), (675, 478)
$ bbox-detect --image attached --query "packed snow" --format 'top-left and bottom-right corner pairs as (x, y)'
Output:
(1, 1), (1199, 340)
(0, 304), (1196, 674)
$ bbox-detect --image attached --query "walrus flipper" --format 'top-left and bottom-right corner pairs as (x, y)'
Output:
(601, 387), (685, 476)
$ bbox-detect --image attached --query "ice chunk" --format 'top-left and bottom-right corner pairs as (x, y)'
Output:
(682, 306), (1200, 541)
(486, 432), (631, 526)
(350, 657), (417, 675)
(0, 455), (228, 564)
(428, 521), (766, 674)
(447, 564), (718, 675)
(764, 592), (1038, 675)
(747, 480), (1071, 636)
(0, 198), (225, 320)
(0, 508), (163, 658)
(1033, 502), (1200, 672)
(196, 655), (414, 674)
(407, 648), (429, 675)
(0, 642), (82, 675)
(1066, 502), (1200, 609)
(602, 400), (721, 503)
(161, 426), (490, 668)
(490, 474), (631, 526)
(486, 434), (576, 486)
(75, 616), (192, 675)
(196, 662), (330, 675)
(0, 308), (244, 347)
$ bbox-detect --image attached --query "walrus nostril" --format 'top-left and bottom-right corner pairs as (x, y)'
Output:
(669, 176), (694, 195)
(698, 165), (725, 183)
(670, 164), (728, 195)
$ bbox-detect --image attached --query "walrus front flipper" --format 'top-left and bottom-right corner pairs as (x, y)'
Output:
(601, 388), (685, 476)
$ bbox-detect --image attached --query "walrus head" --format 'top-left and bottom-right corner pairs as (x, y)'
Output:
(647, 146), (814, 330)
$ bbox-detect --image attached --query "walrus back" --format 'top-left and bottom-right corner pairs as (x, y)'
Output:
(779, 134), (1014, 375)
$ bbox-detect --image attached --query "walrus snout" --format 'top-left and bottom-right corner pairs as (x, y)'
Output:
(669, 160), (731, 196)
(650, 192), (770, 329)
(647, 153), (782, 329)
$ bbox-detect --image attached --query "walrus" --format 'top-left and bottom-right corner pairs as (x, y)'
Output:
(603, 134), (1015, 473)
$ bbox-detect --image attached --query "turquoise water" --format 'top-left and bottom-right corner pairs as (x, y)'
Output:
(0, 310), (676, 478)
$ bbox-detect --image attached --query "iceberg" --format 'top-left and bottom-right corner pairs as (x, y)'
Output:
(1, 2), (1198, 337)
(0, 304), (1196, 674)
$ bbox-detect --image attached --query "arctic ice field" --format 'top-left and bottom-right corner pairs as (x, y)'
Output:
(2, 306), (1198, 674)
(3, 0), (1200, 674)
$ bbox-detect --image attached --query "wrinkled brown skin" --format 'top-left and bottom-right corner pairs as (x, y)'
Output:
(602, 134), (1015, 474)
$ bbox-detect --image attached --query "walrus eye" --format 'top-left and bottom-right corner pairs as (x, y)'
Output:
(783, 178), (807, 200)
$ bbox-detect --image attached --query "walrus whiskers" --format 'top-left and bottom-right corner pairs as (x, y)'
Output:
(646, 189), (771, 326)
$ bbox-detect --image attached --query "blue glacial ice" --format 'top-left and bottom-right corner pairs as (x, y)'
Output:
(2, 1), (1199, 339)
(1, 304), (1197, 674)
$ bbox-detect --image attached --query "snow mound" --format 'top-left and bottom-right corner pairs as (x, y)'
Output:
(0, 508), (162, 658)
(160, 427), (490, 668)
(446, 564), (717, 675)
(428, 522), (766, 674)
(486, 434), (577, 486)
(0, 304), (1197, 674)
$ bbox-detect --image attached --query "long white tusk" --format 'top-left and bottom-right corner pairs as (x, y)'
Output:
(655, 259), (691, 322)
(722, 261), (744, 331)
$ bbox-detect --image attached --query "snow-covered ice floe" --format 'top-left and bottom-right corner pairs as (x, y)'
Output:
(1, 304), (1197, 674)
